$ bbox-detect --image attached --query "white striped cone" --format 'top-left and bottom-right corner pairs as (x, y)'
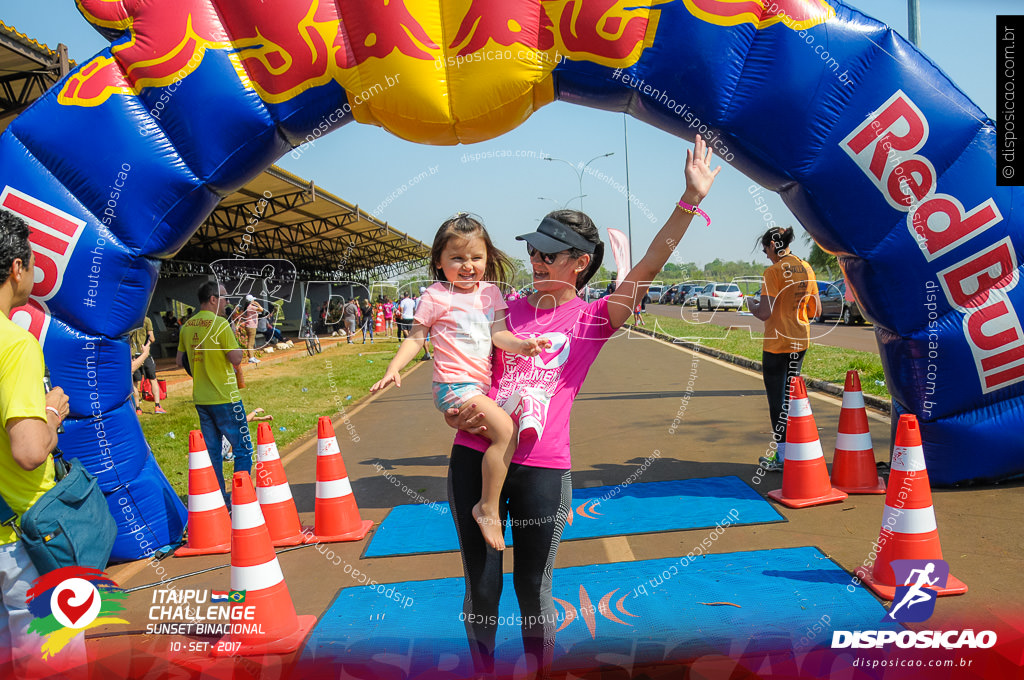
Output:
(175, 431), (231, 557)
(303, 417), (372, 543)
(767, 377), (847, 508)
(831, 371), (885, 494)
(254, 423), (304, 546)
(855, 415), (967, 600)
(212, 472), (316, 657)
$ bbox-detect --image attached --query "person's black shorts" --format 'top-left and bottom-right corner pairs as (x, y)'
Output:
(133, 355), (157, 382)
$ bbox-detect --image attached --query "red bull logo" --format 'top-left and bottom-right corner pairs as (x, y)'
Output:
(544, 0), (672, 64)
(684, 0), (834, 31)
(61, 0), (236, 106)
(1, 187), (88, 345)
(59, 0), (668, 107)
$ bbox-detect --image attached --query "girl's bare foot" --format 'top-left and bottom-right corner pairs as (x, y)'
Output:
(472, 501), (505, 550)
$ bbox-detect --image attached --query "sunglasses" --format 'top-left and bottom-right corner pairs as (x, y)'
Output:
(527, 244), (568, 265)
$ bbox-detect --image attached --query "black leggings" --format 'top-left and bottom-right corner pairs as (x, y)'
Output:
(447, 445), (571, 676)
(762, 350), (807, 449)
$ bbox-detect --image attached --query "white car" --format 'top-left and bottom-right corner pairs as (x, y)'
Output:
(696, 283), (744, 311)
(646, 285), (665, 303)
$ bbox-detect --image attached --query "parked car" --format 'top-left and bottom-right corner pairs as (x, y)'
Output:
(815, 279), (864, 325)
(683, 284), (702, 306)
(646, 285), (665, 303)
(696, 283), (744, 311)
(662, 284), (686, 305)
(669, 283), (697, 305)
(679, 282), (709, 306)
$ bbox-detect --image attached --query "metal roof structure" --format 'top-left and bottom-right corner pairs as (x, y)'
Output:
(0, 23), (425, 282)
(0, 22), (70, 132)
(170, 165), (430, 281)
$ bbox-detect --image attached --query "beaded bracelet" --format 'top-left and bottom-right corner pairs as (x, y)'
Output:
(677, 199), (711, 227)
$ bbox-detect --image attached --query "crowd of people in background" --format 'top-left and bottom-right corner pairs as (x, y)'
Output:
(127, 284), (530, 428)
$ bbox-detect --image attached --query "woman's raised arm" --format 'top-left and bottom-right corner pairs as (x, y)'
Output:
(606, 134), (721, 329)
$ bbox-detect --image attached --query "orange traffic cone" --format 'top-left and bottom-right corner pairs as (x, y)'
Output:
(375, 309), (384, 333)
(767, 377), (848, 508)
(255, 423), (304, 546)
(175, 431), (231, 557)
(854, 415), (967, 600)
(303, 417), (373, 543)
(831, 371), (886, 494)
(213, 472), (316, 656)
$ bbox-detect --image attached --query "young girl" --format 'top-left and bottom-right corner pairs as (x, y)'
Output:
(371, 214), (550, 550)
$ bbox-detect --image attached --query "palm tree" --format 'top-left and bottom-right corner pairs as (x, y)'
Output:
(802, 231), (840, 281)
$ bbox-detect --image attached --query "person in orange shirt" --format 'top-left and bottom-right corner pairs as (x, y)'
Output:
(745, 226), (819, 471)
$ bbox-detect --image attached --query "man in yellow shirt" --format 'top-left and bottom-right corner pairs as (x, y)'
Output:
(177, 282), (252, 499)
(0, 210), (79, 675)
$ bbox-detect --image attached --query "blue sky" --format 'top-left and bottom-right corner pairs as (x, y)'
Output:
(2, 1), (1011, 271)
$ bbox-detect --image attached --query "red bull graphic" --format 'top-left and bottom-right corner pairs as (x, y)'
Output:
(2, 187), (87, 344)
(840, 91), (1017, 393)
(61, 0), (235, 106)
(683, 0), (834, 30)
(451, 0), (556, 55)
(60, 0), (668, 110)
(547, 0), (671, 63)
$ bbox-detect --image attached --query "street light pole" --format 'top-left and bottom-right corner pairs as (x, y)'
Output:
(543, 152), (614, 211)
(538, 195), (587, 210)
(908, 0), (920, 46)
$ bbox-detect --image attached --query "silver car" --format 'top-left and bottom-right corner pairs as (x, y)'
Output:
(696, 283), (744, 311)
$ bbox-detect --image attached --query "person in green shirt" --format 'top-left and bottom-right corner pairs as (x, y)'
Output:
(0, 210), (83, 676)
(176, 281), (252, 499)
(129, 314), (165, 414)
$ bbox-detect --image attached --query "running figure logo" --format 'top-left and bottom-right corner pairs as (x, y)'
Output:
(885, 559), (950, 622)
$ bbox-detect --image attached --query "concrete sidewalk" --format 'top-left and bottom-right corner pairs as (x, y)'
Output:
(104, 328), (1024, 652)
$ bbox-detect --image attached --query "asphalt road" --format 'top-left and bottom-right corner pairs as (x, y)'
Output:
(100, 329), (1021, 674)
(645, 303), (882, 354)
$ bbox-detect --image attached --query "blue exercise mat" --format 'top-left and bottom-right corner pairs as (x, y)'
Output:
(363, 475), (784, 558)
(298, 546), (900, 676)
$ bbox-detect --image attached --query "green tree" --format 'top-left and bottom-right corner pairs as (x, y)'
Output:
(803, 233), (840, 281)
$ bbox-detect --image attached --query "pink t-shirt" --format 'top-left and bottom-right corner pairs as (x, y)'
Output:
(240, 302), (259, 329)
(454, 296), (616, 469)
(414, 282), (508, 386)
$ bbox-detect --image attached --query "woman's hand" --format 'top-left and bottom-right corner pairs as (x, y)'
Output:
(444, 402), (488, 435)
(683, 134), (722, 204)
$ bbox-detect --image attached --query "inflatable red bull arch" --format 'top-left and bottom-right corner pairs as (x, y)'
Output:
(2, 0), (1020, 559)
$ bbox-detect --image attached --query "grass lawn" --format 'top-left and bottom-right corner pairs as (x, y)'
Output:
(635, 312), (890, 399)
(140, 337), (404, 497)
